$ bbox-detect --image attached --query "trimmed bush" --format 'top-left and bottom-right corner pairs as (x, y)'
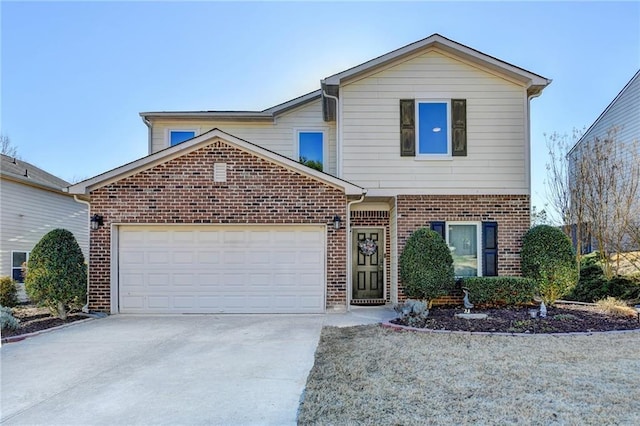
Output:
(0, 305), (20, 331)
(399, 228), (455, 302)
(25, 229), (86, 319)
(462, 277), (536, 306)
(0, 276), (18, 307)
(568, 256), (640, 302)
(521, 225), (578, 305)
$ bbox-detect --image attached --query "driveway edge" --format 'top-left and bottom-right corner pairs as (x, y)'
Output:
(1, 317), (96, 344)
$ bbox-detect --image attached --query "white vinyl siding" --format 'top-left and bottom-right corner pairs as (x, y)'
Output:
(340, 49), (527, 195)
(150, 99), (337, 176)
(116, 225), (326, 314)
(0, 179), (89, 279)
(572, 71), (639, 166)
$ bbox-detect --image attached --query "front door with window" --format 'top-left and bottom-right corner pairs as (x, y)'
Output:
(352, 228), (384, 301)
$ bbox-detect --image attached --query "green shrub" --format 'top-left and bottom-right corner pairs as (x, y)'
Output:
(0, 276), (18, 307)
(568, 256), (640, 302)
(462, 277), (536, 306)
(0, 305), (20, 331)
(521, 225), (578, 304)
(536, 262), (578, 305)
(25, 229), (87, 319)
(399, 228), (455, 303)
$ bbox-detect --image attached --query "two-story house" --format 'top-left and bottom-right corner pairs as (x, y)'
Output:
(1, 154), (89, 301)
(69, 34), (550, 314)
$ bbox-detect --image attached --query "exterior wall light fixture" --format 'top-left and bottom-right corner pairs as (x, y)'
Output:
(333, 215), (342, 230)
(90, 214), (104, 231)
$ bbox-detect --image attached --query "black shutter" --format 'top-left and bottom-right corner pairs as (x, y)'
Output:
(400, 99), (415, 156)
(482, 221), (498, 276)
(430, 221), (446, 240)
(451, 99), (467, 156)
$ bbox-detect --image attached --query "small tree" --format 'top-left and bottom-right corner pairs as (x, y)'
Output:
(399, 228), (455, 304)
(521, 225), (578, 305)
(0, 276), (18, 307)
(0, 133), (18, 157)
(25, 229), (86, 319)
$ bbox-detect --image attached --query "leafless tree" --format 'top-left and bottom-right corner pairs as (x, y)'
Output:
(567, 128), (640, 278)
(1, 134), (18, 158)
(544, 129), (585, 260)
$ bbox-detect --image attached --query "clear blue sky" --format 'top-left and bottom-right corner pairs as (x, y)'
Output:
(2, 1), (639, 211)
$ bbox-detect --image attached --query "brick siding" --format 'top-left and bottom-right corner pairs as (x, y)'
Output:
(88, 140), (348, 312)
(396, 194), (530, 301)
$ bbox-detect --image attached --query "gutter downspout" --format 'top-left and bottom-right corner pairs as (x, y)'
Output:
(73, 195), (91, 313)
(321, 87), (341, 178)
(141, 115), (153, 154)
(526, 88), (545, 207)
(346, 190), (367, 311)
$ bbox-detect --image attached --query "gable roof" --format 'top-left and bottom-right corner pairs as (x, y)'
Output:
(568, 69), (640, 156)
(322, 34), (551, 97)
(0, 154), (70, 192)
(140, 90), (322, 121)
(68, 128), (365, 196)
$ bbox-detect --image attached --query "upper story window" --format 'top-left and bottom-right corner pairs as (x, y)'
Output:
(168, 129), (197, 146)
(296, 130), (325, 172)
(417, 101), (450, 155)
(400, 99), (466, 158)
(12, 251), (29, 283)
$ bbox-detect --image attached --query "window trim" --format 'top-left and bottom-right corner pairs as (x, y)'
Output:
(415, 99), (452, 158)
(11, 250), (29, 283)
(445, 221), (482, 277)
(166, 128), (199, 147)
(294, 128), (328, 172)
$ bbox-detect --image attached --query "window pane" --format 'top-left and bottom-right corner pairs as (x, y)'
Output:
(170, 131), (196, 146)
(12, 252), (27, 267)
(299, 132), (323, 171)
(448, 224), (477, 277)
(418, 102), (448, 154)
(12, 268), (24, 283)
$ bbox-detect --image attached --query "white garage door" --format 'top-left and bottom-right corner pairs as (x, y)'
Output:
(117, 225), (326, 314)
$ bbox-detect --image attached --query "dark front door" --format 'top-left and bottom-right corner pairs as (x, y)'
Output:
(352, 228), (384, 300)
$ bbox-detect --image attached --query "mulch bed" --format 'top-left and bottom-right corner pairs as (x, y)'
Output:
(1, 305), (88, 339)
(390, 303), (640, 333)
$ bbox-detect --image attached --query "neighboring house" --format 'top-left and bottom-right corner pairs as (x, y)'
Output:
(0, 154), (89, 299)
(567, 69), (640, 253)
(69, 34), (550, 314)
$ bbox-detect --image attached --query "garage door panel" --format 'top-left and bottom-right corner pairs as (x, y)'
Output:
(118, 225), (326, 314)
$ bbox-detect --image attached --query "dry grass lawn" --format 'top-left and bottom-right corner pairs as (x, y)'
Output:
(298, 325), (640, 425)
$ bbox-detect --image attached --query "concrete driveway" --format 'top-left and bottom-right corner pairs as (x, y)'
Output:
(1, 307), (395, 425)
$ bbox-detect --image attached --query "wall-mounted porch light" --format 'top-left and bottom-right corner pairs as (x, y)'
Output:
(333, 215), (342, 230)
(90, 214), (104, 231)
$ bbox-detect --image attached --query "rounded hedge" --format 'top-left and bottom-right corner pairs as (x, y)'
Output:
(399, 228), (454, 301)
(0, 276), (18, 307)
(521, 225), (578, 304)
(25, 229), (86, 319)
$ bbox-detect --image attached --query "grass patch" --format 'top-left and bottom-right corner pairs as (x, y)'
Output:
(298, 325), (640, 425)
(596, 297), (637, 317)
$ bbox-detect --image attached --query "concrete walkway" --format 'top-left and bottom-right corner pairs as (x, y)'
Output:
(0, 306), (395, 426)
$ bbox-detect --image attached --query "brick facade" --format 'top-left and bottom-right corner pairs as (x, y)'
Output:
(396, 194), (530, 301)
(88, 140), (348, 312)
(350, 210), (391, 302)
